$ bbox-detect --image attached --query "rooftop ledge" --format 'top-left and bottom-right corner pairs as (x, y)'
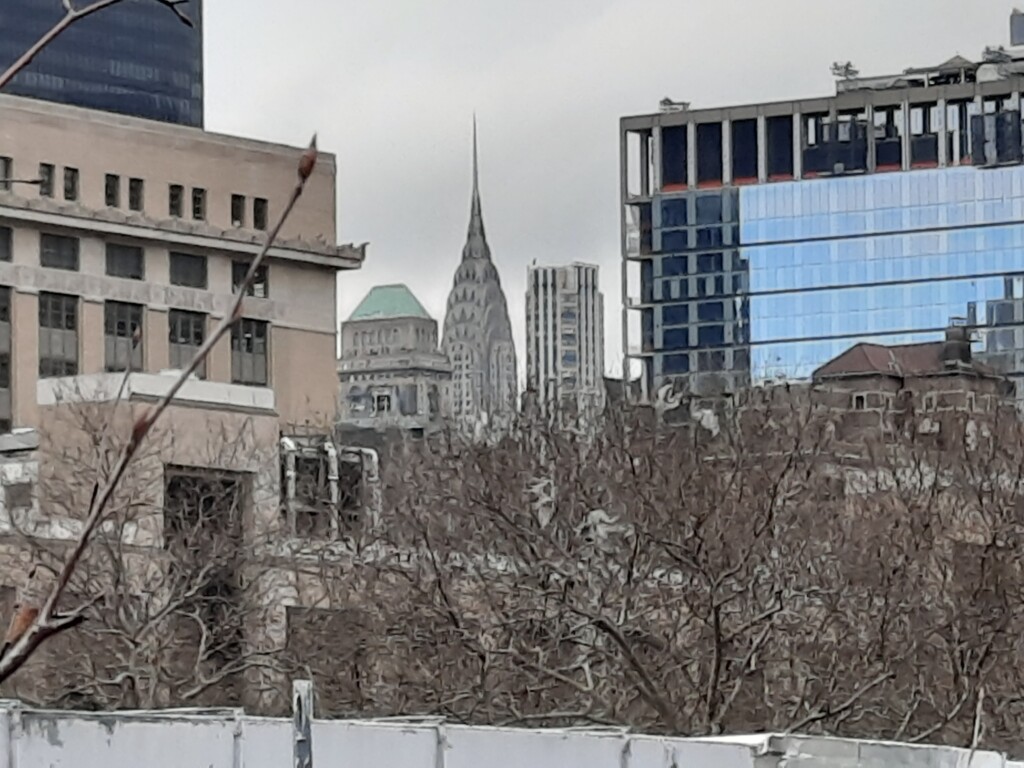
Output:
(0, 194), (367, 271)
(38, 371), (277, 415)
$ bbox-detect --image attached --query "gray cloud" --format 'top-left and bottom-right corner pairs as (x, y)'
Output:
(202, 0), (1011, 377)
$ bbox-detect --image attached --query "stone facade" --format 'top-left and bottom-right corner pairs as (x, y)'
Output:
(441, 124), (518, 435)
(0, 93), (364, 430)
(337, 284), (450, 435)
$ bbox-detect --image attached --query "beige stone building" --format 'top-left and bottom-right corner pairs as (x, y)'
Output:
(0, 93), (365, 431)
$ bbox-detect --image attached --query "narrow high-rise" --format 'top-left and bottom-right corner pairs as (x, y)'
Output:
(0, 0), (204, 127)
(441, 123), (518, 432)
(526, 262), (605, 419)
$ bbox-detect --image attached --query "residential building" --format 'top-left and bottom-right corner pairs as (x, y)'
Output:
(620, 12), (1024, 401)
(338, 283), (450, 436)
(0, 0), (204, 127)
(0, 93), (365, 431)
(525, 262), (604, 419)
(441, 123), (518, 432)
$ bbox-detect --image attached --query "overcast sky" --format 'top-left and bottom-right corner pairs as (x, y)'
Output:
(203, 0), (1011, 378)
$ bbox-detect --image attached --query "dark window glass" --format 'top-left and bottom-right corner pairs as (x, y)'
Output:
(232, 260), (269, 298)
(168, 309), (206, 378)
(104, 173), (120, 207)
(38, 163), (54, 197)
(662, 255), (687, 277)
(231, 194), (245, 227)
(697, 252), (723, 273)
(697, 325), (725, 348)
(106, 243), (144, 280)
(695, 195), (723, 224)
(104, 301), (143, 372)
(696, 226), (724, 248)
(40, 234), (79, 271)
(697, 301), (725, 322)
(0, 157), (11, 191)
(191, 187), (206, 220)
(169, 252), (207, 288)
(169, 184), (184, 217)
(253, 198), (268, 230)
(0, 0), (204, 127)
(661, 230), (688, 252)
(663, 329), (690, 350)
(231, 318), (269, 385)
(129, 178), (144, 211)
(0, 228), (10, 262)
(38, 292), (78, 377)
(663, 353), (689, 374)
(63, 167), (79, 201)
(662, 303), (689, 325)
(661, 199), (688, 228)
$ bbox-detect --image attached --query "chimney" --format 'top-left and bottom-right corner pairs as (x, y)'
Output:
(942, 324), (971, 367)
(1012, 9), (1024, 47)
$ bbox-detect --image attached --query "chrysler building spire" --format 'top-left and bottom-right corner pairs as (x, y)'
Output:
(442, 118), (519, 433)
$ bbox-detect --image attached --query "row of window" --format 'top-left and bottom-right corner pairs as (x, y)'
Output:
(34, 291), (269, 385)
(0, 157), (269, 230)
(0, 229), (270, 298)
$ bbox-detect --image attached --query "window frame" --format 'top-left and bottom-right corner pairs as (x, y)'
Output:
(191, 187), (207, 221)
(37, 291), (78, 378)
(169, 183), (184, 217)
(253, 197), (268, 230)
(104, 173), (121, 208)
(128, 177), (145, 212)
(168, 309), (207, 379)
(63, 167), (79, 201)
(231, 260), (269, 298)
(230, 318), (269, 386)
(38, 163), (54, 198)
(105, 242), (145, 280)
(169, 251), (208, 289)
(39, 233), (79, 271)
(103, 300), (144, 373)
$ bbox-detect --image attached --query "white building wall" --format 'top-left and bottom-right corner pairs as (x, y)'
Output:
(525, 262), (605, 418)
(0, 706), (1014, 768)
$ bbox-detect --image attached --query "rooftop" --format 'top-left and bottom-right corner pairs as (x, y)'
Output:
(348, 284), (432, 322)
(812, 340), (995, 380)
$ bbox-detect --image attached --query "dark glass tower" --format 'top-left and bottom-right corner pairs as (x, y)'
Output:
(0, 0), (203, 127)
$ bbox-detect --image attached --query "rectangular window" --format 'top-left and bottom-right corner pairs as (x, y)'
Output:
(232, 260), (269, 298)
(253, 198), (268, 230)
(0, 157), (11, 191)
(168, 309), (206, 378)
(104, 173), (120, 207)
(39, 233), (79, 271)
(0, 227), (10, 262)
(105, 243), (144, 280)
(38, 163), (54, 198)
(63, 167), (79, 201)
(169, 252), (207, 288)
(0, 287), (10, 432)
(104, 301), (143, 372)
(169, 184), (184, 217)
(128, 178), (144, 212)
(191, 187), (206, 221)
(38, 292), (78, 377)
(231, 318), (268, 385)
(231, 194), (245, 227)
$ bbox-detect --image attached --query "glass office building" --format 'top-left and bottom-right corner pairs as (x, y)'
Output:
(0, 0), (203, 127)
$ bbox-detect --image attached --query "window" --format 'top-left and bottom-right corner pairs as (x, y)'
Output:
(104, 174), (120, 207)
(191, 187), (206, 220)
(169, 252), (207, 288)
(253, 198), (268, 230)
(169, 184), (184, 217)
(231, 318), (268, 385)
(0, 157), (11, 191)
(105, 243), (144, 280)
(0, 287), (10, 432)
(38, 292), (78, 377)
(104, 301), (143, 372)
(231, 194), (245, 227)
(4, 483), (31, 510)
(39, 234), (79, 271)
(0, 227), (10, 262)
(38, 163), (54, 198)
(373, 392), (392, 413)
(128, 178), (144, 212)
(63, 167), (79, 201)
(852, 394), (867, 410)
(231, 260), (269, 298)
(168, 310), (206, 378)
(697, 301), (725, 322)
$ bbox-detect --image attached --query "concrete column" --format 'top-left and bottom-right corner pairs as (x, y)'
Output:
(792, 111), (803, 179)
(721, 118), (732, 185)
(80, 298), (103, 374)
(936, 98), (948, 167)
(901, 98), (912, 171)
(756, 115), (767, 182)
(866, 104), (877, 172)
(11, 290), (38, 428)
(146, 307), (169, 373)
(208, 316), (231, 383)
(651, 126), (663, 192)
(639, 132), (651, 197)
(686, 122), (697, 189)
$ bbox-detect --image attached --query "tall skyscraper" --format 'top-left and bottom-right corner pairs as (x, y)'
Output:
(0, 0), (203, 127)
(442, 122), (518, 432)
(620, 14), (1024, 401)
(525, 262), (605, 418)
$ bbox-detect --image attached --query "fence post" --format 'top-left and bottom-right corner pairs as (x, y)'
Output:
(292, 679), (314, 768)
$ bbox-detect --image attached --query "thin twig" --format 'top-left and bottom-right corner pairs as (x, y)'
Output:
(0, 136), (319, 684)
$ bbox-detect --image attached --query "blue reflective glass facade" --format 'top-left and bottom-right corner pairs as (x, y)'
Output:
(0, 0), (203, 127)
(742, 166), (1024, 380)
